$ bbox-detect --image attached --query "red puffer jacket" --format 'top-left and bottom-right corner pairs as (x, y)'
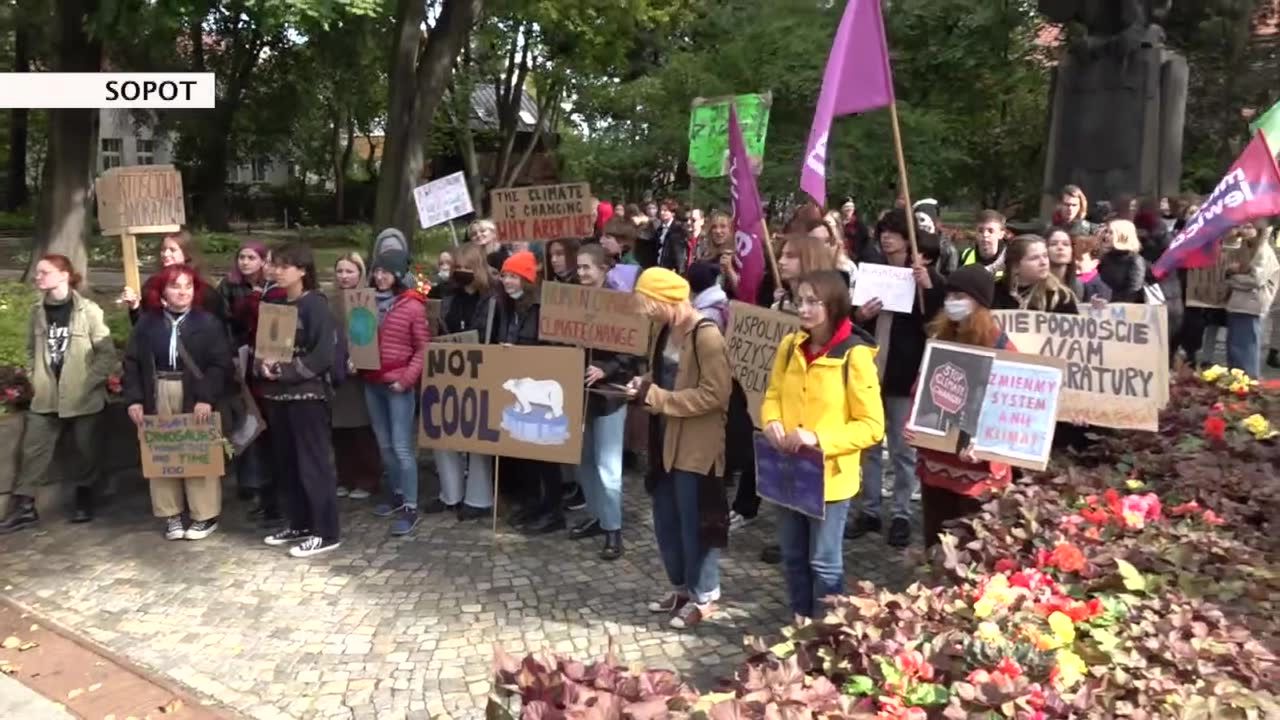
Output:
(362, 290), (429, 387)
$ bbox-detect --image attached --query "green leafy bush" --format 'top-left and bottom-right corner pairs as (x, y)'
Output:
(0, 210), (35, 232)
(0, 283), (31, 368)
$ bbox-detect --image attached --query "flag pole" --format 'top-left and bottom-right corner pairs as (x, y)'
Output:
(759, 219), (782, 291)
(887, 100), (925, 308)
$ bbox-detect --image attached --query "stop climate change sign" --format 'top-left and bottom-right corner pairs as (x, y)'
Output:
(929, 363), (968, 415)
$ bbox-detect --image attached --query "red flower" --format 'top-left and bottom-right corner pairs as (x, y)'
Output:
(1079, 507), (1110, 526)
(1202, 510), (1226, 526)
(1048, 543), (1086, 574)
(1203, 415), (1227, 441)
(967, 668), (991, 684)
(995, 557), (1020, 573)
(1169, 500), (1202, 517)
(995, 656), (1023, 680)
(1024, 683), (1048, 710)
(894, 649), (935, 681)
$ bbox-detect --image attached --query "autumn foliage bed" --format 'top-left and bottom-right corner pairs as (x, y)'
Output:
(489, 369), (1279, 720)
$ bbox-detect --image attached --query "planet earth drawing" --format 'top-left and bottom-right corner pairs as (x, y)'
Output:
(348, 307), (377, 345)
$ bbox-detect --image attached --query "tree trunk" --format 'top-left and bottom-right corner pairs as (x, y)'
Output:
(330, 103), (345, 223)
(6, 21), (30, 211)
(447, 79), (484, 211)
(30, 0), (102, 285)
(374, 0), (484, 243)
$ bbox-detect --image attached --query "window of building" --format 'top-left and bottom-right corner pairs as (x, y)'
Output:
(101, 138), (123, 171)
(136, 138), (155, 165)
(252, 156), (272, 183)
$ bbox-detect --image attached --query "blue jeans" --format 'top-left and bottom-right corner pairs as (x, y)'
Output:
(652, 470), (720, 603)
(858, 395), (917, 521)
(364, 383), (420, 508)
(577, 405), (627, 531)
(1227, 312), (1262, 379)
(778, 500), (850, 617)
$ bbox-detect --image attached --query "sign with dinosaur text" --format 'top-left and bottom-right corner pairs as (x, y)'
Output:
(490, 183), (594, 243)
(418, 343), (585, 464)
(539, 282), (651, 355)
(138, 413), (225, 479)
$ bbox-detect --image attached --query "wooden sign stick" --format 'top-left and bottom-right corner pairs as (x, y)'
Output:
(121, 231), (141, 293)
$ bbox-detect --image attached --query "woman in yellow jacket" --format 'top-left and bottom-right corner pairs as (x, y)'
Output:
(761, 270), (885, 619)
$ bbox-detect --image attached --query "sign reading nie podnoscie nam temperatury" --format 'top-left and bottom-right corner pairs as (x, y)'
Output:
(687, 93), (772, 179)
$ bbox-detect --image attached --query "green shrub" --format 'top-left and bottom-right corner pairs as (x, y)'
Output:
(0, 283), (31, 368)
(0, 210), (35, 232)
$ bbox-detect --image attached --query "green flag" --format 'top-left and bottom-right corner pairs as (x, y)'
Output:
(1250, 98), (1280, 140)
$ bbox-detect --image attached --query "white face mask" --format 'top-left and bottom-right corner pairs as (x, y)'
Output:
(943, 298), (974, 321)
(505, 287), (524, 300)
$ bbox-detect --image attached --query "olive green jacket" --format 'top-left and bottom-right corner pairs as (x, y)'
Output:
(28, 291), (117, 417)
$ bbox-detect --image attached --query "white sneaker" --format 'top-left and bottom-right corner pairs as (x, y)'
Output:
(185, 519), (218, 540)
(335, 486), (350, 498)
(911, 488), (922, 502)
(264, 528), (314, 547)
(290, 537), (341, 558)
(348, 489), (371, 500)
(728, 511), (754, 531)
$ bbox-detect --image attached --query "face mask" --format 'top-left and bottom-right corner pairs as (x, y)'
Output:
(944, 298), (974, 321)
(505, 287), (524, 300)
(436, 270), (450, 282)
(451, 270), (474, 286)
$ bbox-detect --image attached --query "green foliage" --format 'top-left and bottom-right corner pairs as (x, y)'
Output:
(0, 283), (31, 369)
(0, 210), (35, 232)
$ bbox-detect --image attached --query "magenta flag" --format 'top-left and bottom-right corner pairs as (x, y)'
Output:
(1153, 132), (1280, 278)
(729, 104), (766, 304)
(800, 0), (895, 205)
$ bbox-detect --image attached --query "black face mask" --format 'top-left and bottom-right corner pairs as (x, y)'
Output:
(451, 270), (475, 286)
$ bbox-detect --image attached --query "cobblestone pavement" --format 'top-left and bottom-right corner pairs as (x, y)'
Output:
(0, 466), (918, 720)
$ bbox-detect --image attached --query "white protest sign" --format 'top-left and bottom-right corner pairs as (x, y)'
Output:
(851, 263), (916, 314)
(413, 171), (474, 229)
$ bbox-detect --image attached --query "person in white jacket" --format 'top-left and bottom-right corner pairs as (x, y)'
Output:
(1225, 224), (1280, 378)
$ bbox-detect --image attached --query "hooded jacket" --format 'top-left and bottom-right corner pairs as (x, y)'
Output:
(27, 291), (117, 417)
(692, 284), (729, 333)
(362, 288), (429, 387)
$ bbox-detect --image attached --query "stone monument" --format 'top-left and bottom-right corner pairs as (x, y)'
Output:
(1039, 0), (1188, 217)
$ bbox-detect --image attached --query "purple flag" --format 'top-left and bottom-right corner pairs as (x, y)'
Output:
(1153, 132), (1280, 278)
(729, 104), (766, 304)
(800, 0), (895, 205)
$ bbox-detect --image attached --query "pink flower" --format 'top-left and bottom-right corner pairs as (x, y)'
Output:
(967, 668), (991, 684)
(1169, 500), (1202, 517)
(1202, 510), (1226, 526)
(1118, 493), (1162, 529)
(894, 649), (934, 681)
(995, 656), (1023, 680)
(995, 557), (1020, 573)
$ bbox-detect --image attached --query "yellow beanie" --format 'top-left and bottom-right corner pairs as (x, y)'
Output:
(634, 267), (690, 304)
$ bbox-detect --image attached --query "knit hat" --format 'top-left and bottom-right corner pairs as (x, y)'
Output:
(374, 227), (408, 256)
(634, 267), (690, 304)
(372, 248), (411, 284)
(501, 251), (539, 284)
(687, 260), (721, 294)
(945, 265), (996, 309)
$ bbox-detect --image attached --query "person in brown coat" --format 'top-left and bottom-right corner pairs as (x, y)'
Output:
(625, 268), (732, 630)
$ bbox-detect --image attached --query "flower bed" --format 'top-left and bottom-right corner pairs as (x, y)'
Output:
(490, 369), (1279, 719)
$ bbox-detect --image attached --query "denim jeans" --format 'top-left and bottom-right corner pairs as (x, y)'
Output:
(778, 500), (850, 617)
(364, 383), (420, 508)
(857, 395), (917, 521)
(435, 451), (493, 508)
(652, 470), (720, 603)
(577, 405), (627, 531)
(1226, 312), (1262, 379)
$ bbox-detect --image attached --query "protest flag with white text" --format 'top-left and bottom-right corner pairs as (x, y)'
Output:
(729, 104), (766, 304)
(1153, 132), (1280, 279)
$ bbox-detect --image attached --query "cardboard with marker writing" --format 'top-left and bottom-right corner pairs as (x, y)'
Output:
(418, 343), (585, 464)
(255, 303), (298, 365)
(435, 330), (480, 344)
(724, 301), (801, 428)
(343, 289), (380, 370)
(538, 282), (651, 355)
(490, 183), (594, 243)
(139, 413), (225, 479)
(993, 304), (1168, 431)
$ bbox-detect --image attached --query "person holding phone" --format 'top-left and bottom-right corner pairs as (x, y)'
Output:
(761, 270), (884, 620)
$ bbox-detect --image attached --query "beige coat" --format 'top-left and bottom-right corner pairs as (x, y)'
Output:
(28, 291), (117, 417)
(642, 318), (732, 477)
(1227, 242), (1280, 318)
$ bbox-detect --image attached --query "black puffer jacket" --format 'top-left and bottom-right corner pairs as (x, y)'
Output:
(122, 308), (232, 414)
(1098, 251), (1147, 304)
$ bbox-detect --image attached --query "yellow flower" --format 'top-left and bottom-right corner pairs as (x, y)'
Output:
(1047, 611), (1076, 649)
(1230, 368), (1248, 380)
(1201, 365), (1228, 383)
(1053, 649), (1088, 690)
(974, 575), (1022, 619)
(1228, 380), (1253, 396)
(1125, 479), (1145, 490)
(1241, 414), (1279, 440)
(977, 621), (1003, 644)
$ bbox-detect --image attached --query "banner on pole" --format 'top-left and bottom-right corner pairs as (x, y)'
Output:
(688, 93), (772, 179)
(413, 171), (474, 229)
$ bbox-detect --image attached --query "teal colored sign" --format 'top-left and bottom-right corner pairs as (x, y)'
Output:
(348, 307), (377, 346)
(687, 93), (771, 179)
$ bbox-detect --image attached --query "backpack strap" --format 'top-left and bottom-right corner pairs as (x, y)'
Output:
(688, 317), (717, 380)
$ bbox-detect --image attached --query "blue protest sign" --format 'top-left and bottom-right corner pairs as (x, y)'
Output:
(753, 432), (826, 519)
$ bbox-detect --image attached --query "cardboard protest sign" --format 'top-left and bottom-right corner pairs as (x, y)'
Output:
(343, 289), (380, 370)
(1185, 253), (1231, 309)
(993, 304), (1168, 431)
(255, 303), (298, 365)
(725, 301), (801, 427)
(850, 263), (916, 313)
(95, 164), (185, 235)
(425, 299), (444, 333)
(413, 171), (474, 229)
(908, 340), (1065, 470)
(436, 330), (480, 344)
(490, 183), (593, 243)
(539, 282), (651, 355)
(688, 93), (772, 179)
(138, 413), (225, 479)
(753, 432), (825, 519)
(418, 343), (585, 464)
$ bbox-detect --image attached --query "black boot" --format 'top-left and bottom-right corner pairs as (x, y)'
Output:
(0, 495), (38, 535)
(1268, 349), (1279, 369)
(71, 486), (93, 524)
(600, 530), (623, 561)
(521, 512), (566, 535)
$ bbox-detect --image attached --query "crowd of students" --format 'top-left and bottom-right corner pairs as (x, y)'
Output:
(1, 184), (1277, 627)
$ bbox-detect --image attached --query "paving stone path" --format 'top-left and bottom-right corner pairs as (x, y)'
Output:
(0, 467), (917, 720)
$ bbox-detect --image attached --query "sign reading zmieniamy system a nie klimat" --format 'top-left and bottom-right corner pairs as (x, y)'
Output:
(0, 73), (216, 108)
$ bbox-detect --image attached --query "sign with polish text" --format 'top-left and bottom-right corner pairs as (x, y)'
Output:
(753, 432), (825, 519)
(490, 183), (593, 243)
(850, 263), (916, 314)
(724, 301), (801, 428)
(95, 164), (185, 235)
(538, 282), (651, 355)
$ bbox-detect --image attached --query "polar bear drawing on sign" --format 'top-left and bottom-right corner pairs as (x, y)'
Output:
(502, 378), (565, 419)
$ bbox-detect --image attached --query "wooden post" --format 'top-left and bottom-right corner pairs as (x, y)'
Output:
(887, 101), (925, 309)
(759, 219), (782, 293)
(120, 231), (141, 294)
(491, 456), (502, 536)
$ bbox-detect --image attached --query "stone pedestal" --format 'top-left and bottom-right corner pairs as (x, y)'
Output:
(1040, 43), (1188, 217)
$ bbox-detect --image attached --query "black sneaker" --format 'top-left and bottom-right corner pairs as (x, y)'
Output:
(420, 498), (453, 515)
(1268, 349), (1280, 369)
(521, 513), (566, 535)
(0, 496), (38, 535)
(887, 517), (911, 548)
(844, 514), (881, 540)
(164, 515), (185, 541)
(600, 530), (623, 561)
(264, 528), (314, 547)
(562, 486), (586, 512)
(568, 518), (603, 540)
(290, 537), (340, 558)
(185, 518), (219, 541)
(71, 486), (93, 523)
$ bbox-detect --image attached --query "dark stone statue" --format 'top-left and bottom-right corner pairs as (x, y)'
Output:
(1038, 0), (1186, 217)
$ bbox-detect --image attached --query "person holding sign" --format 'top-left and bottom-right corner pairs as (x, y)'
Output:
(121, 264), (232, 541)
(908, 266), (1015, 548)
(120, 229), (229, 332)
(992, 235), (1079, 315)
(330, 253), (382, 500)
(361, 248), (430, 536)
(0, 256), (116, 535)
(761, 271), (884, 620)
(256, 244), (343, 558)
(570, 245), (641, 560)
(625, 268), (732, 630)
(848, 210), (944, 548)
